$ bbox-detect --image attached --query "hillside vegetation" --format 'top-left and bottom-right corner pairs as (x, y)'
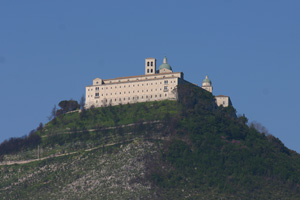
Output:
(0, 84), (300, 199)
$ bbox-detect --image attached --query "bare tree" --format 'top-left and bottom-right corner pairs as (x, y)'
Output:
(48, 105), (57, 120)
(249, 121), (269, 135)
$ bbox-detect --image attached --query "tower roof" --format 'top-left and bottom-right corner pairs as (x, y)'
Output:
(159, 56), (172, 70)
(203, 75), (212, 84)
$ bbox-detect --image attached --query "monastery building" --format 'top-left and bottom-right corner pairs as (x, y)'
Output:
(85, 57), (231, 108)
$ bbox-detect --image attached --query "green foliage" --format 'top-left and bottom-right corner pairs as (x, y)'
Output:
(44, 100), (179, 136)
(1, 83), (300, 199)
(149, 85), (300, 199)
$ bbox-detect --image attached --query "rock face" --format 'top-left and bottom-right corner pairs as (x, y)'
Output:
(0, 141), (159, 200)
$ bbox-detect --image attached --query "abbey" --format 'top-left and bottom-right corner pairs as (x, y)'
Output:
(85, 57), (231, 108)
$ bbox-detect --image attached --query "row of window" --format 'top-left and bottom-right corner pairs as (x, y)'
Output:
(88, 80), (173, 91)
(147, 69), (154, 73)
(90, 86), (170, 98)
(95, 93), (168, 104)
(147, 61), (154, 66)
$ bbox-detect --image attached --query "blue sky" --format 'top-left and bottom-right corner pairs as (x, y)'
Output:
(0, 1), (300, 152)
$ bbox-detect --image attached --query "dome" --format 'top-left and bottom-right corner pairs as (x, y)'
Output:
(159, 56), (172, 71)
(203, 75), (211, 84)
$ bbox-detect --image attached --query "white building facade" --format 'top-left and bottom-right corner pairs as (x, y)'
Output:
(85, 56), (232, 108)
(85, 57), (186, 108)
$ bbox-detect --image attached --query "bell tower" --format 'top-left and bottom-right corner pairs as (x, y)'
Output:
(202, 75), (213, 93)
(145, 58), (156, 75)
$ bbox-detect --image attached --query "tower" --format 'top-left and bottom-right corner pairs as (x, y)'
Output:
(202, 75), (213, 93)
(145, 58), (156, 75)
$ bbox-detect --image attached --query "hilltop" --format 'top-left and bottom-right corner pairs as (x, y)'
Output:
(0, 84), (300, 199)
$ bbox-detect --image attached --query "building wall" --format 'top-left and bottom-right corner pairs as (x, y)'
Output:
(85, 72), (183, 108)
(215, 96), (231, 107)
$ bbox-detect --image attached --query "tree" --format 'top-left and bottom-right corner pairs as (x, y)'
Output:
(80, 95), (85, 110)
(37, 122), (43, 131)
(48, 105), (57, 120)
(58, 100), (80, 113)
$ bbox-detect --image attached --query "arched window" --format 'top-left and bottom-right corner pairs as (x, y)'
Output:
(151, 69), (153, 73)
(151, 62), (153, 66)
(147, 62), (150, 66)
(147, 69), (149, 73)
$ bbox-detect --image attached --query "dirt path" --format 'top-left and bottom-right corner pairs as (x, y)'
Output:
(0, 140), (134, 166)
(0, 120), (164, 166)
(42, 120), (161, 137)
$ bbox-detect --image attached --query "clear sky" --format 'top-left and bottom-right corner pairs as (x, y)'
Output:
(0, 1), (299, 152)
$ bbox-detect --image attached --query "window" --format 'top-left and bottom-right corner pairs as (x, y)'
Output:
(147, 69), (149, 73)
(147, 61), (150, 66)
(164, 86), (168, 91)
(164, 80), (168, 84)
(96, 82), (98, 84)
(151, 69), (153, 73)
(151, 61), (153, 66)
(95, 93), (99, 97)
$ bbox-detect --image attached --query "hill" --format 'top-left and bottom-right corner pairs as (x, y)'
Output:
(0, 84), (300, 199)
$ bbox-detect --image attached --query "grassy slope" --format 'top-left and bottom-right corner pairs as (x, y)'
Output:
(1, 84), (300, 199)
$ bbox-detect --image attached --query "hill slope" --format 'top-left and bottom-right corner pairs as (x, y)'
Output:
(0, 84), (300, 199)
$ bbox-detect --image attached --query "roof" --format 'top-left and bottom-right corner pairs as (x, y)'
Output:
(215, 95), (229, 97)
(105, 72), (181, 81)
(159, 56), (172, 70)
